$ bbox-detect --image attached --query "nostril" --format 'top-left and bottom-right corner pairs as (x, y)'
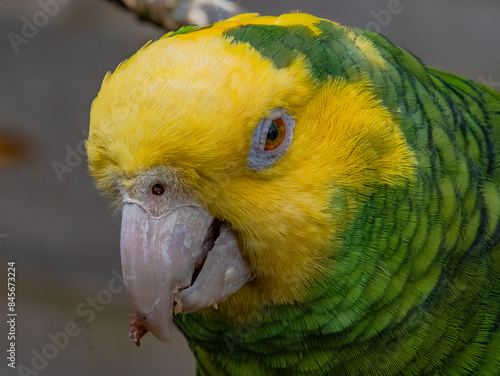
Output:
(152, 184), (165, 195)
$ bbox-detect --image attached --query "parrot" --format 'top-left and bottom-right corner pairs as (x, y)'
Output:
(86, 12), (500, 376)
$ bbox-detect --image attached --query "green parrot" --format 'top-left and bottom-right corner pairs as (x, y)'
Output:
(86, 12), (500, 376)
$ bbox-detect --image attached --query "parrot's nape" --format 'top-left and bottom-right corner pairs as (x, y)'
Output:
(87, 13), (500, 376)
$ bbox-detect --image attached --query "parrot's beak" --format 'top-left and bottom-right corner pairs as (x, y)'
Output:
(120, 196), (252, 343)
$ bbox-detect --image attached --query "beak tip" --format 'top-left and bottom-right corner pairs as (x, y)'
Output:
(129, 313), (177, 345)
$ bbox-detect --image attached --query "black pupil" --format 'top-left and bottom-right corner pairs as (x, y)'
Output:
(267, 121), (279, 142)
(152, 184), (164, 195)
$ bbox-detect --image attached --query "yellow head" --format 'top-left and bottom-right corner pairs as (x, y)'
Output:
(87, 13), (415, 339)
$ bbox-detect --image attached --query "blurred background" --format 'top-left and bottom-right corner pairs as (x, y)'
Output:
(0, 0), (499, 375)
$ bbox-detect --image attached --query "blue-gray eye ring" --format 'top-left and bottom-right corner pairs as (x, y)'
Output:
(247, 108), (295, 171)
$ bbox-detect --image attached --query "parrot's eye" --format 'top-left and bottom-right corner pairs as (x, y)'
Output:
(264, 118), (286, 150)
(247, 108), (295, 171)
(152, 184), (165, 195)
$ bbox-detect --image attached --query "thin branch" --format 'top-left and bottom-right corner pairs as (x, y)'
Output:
(105, 0), (249, 30)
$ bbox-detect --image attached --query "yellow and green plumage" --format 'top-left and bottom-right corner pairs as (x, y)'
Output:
(87, 13), (500, 376)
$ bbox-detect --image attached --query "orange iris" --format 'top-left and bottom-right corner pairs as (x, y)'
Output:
(264, 118), (286, 150)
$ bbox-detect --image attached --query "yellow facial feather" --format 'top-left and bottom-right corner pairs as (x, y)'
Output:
(87, 16), (415, 317)
(88, 35), (313, 190)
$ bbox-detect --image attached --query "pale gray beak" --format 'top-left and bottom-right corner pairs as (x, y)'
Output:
(120, 194), (252, 343)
